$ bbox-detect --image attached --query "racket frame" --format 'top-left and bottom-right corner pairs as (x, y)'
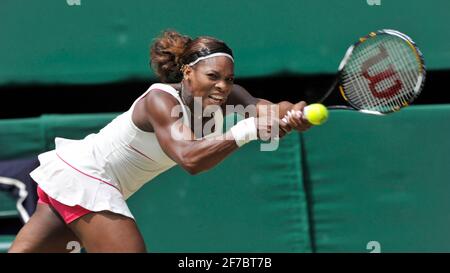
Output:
(321, 29), (426, 115)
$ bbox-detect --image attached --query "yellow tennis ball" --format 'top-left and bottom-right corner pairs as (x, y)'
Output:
(303, 103), (329, 125)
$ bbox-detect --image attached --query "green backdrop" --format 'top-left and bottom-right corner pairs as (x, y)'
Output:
(302, 105), (450, 252)
(1, 105), (449, 252)
(1, 0), (449, 85)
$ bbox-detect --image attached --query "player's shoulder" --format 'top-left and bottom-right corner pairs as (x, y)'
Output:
(142, 83), (182, 121)
(227, 83), (258, 106)
(231, 83), (246, 92)
(145, 83), (180, 106)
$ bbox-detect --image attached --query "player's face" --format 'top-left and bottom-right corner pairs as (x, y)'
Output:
(187, 56), (234, 108)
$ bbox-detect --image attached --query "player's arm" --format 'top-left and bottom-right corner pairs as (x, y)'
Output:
(144, 91), (255, 175)
(227, 84), (311, 132)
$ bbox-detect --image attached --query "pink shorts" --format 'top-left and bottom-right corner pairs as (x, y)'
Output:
(37, 186), (92, 224)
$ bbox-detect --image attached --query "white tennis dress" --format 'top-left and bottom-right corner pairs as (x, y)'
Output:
(30, 83), (224, 219)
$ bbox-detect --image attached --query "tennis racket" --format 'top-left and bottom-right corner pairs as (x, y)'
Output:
(285, 29), (426, 123)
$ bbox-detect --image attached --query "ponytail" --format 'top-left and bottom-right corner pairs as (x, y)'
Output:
(150, 30), (191, 83)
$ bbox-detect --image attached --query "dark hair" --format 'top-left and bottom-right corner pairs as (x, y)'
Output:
(150, 30), (233, 83)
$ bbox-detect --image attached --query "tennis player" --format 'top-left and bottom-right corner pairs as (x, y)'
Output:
(9, 30), (311, 253)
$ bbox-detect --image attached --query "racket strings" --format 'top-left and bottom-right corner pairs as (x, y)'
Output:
(340, 34), (423, 113)
(350, 38), (416, 108)
(382, 45), (416, 108)
(345, 41), (398, 111)
(345, 40), (418, 111)
(342, 42), (376, 109)
(343, 57), (381, 111)
(390, 43), (422, 94)
(383, 41), (420, 109)
(343, 39), (391, 111)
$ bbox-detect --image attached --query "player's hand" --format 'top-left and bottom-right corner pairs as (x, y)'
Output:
(278, 118), (293, 138)
(283, 101), (312, 132)
(254, 108), (289, 140)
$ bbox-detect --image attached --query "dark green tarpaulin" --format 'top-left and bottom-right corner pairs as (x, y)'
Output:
(1, 105), (450, 252)
(1, 0), (449, 85)
(302, 105), (450, 252)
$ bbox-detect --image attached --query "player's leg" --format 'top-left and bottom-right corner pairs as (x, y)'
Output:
(68, 210), (147, 253)
(8, 203), (81, 253)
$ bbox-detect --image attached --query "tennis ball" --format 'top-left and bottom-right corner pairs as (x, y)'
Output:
(303, 103), (329, 125)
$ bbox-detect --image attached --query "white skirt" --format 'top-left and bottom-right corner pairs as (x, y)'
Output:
(30, 138), (134, 220)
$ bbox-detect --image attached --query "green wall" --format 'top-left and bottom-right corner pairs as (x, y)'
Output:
(1, 0), (449, 85)
(303, 105), (450, 252)
(1, 105), (450, 252)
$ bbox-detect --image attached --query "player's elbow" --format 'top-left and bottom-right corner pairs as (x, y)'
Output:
(179, 147), (216, 175)
(187, 168), (202, 175)
(180, 156), (204, 175)
(182, 163), (204, 175)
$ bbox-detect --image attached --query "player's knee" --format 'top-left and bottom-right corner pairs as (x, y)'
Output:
(114, 235), (147, 253)
(129, 242), (147, 253)
(8, 241), (35, 253)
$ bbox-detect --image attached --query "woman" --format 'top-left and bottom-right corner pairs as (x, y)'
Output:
(9, 30), (311, 253)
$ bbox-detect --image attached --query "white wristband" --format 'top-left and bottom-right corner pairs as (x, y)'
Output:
(230, 117), (258, 147)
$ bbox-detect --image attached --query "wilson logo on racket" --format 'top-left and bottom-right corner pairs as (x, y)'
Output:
(361, 45), (403, 99)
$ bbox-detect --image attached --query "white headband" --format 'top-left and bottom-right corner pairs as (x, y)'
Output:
(188, 52), (234, 67)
